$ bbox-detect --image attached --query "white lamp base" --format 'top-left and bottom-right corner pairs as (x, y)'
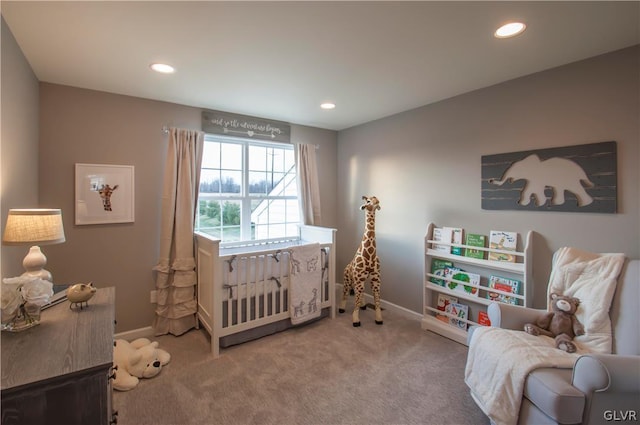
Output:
(21, 246), (53, 282)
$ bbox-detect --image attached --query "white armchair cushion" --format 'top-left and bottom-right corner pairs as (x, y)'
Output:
(547, 247), (625, 354)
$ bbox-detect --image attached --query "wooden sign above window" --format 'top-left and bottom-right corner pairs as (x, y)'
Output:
(481, 141), (617, 213)
(202, 110), (291, 143)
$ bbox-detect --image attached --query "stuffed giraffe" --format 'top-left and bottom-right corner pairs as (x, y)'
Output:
(339, 195), (382, 327)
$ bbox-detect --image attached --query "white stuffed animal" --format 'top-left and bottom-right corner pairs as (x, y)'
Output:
(112, 338), (171, 391)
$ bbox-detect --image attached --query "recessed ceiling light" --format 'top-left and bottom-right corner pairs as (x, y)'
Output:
(494, 22), (526, 38)
(150, 63), (175, 74)
(320, 103), (336, 110)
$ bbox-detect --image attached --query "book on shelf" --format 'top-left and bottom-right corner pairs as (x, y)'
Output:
(436, 293), (458, 323)
(487, 275), (521, 305)
(465, 233), (486, 260)
(445, 301), (469, 329)
(477, 310), (491, 326)
(430, 259), (454, 286)
(444, 227), (464, 255)
(488, 230), (518, 262)
(444, 268), (480, 297)
(432, 227), (452, 253)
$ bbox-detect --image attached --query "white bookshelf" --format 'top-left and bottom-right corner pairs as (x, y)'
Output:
(422, 222), (533, 345)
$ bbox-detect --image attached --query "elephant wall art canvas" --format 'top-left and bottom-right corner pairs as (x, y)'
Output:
(481, 141), (617, 213)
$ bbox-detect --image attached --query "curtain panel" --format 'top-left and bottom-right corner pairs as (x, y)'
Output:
(153, 127), (204, 336)
(296, 143), (322, 225)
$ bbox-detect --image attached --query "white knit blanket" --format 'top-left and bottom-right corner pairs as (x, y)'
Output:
(289, 243), (322, 325)
(465, 327), (581, 425)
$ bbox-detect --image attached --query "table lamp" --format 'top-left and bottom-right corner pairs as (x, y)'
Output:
(2, 209), (66, 282)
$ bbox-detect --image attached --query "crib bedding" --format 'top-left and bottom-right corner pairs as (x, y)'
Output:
(220, 249), (289, 301)
(220, 247), (329, 302)
(220, 277), (331, 327)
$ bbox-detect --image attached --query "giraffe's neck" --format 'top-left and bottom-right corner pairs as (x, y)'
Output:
(363, 210), (376, 233)
(358, 211), (377, 255)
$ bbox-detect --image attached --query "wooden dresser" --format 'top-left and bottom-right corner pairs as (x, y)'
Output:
(1, 287), (116, 425)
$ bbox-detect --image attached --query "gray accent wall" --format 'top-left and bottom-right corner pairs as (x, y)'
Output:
(337, 46), (639, 312)
(1, 17), (40, 279)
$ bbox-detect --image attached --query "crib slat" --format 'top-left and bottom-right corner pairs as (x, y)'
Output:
(247, 255), (264, 322)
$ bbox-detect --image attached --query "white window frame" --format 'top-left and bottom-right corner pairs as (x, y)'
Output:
(196, 134), (300, 245)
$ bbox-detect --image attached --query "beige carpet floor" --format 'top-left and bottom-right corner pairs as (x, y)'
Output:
(113, 305), (489, 425)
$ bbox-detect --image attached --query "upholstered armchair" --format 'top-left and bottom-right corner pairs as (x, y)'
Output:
(468, 258), (639, 425)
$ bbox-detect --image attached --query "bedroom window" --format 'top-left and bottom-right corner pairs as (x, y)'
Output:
(196, 135), (300, 243)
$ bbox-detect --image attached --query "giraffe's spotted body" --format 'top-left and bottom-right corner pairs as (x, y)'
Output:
(339, 195), (383, 327)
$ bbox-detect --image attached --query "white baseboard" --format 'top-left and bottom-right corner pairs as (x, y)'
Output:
(115, 326), (154, 341)
(336, 283), (422, 322)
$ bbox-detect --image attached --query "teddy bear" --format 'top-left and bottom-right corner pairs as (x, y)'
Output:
(112, 338), (171, 391)
(524, 293), (585, 353)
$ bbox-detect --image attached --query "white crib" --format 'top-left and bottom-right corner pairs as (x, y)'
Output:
(195, 225), (336, 358)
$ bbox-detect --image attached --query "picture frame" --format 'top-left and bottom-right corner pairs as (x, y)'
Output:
(75, 163), (135, 225)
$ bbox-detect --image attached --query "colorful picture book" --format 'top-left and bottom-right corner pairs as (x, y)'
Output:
(488, 230), (518, 262)
(445, 301), (468, 329)
(432, 227), (452, 253)
(436, 293), (458, 323)
(477, 311), (491, 326)
(430, 259), (454, 286)
(465, 233), (486, 259)
(486, 275), (521, 305)
(444, 269), (480, 297)
(445, 227), (463, 255)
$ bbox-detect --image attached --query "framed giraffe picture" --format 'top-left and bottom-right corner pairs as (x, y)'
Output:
(75, 163), (135, 225)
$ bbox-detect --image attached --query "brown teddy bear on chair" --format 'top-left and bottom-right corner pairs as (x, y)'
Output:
(524, 293), (585, 353)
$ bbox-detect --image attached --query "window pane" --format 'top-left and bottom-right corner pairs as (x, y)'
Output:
(220, 170), (241, 194)
(286, 199), (300, 222)
(221, 143), (242, 170)
(202, 142), (220, 168)
(283, 173), (298, 196)
(268, 200), (286, 223)
(249, 171), (267, 195)
(269, 223), (286, 239)
(268, 148), (281, 172)
(249, 145), (266, 171)
(197, 199), (222, 234)
(197, 136), (300, 243)
(200, 170), (220, 193)
(220, 200), (242, 242)
(284, 149), (295, 170)
(221, 200), (241, 226)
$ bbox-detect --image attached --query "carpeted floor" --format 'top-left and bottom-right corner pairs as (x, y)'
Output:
(113, 304), (489, 425)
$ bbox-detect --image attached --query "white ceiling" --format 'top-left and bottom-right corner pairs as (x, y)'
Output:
(2, 1), (639, 131)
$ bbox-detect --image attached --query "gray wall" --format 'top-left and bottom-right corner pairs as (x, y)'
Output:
(1, 17), (40, 279)
(337, 46), (639, 312)
(3, 13), (637, 331)
(36, 84), (338, 333)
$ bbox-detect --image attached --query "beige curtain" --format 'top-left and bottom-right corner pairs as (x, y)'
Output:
(296, 143), (321, 225)
(153, 127), (204, 336)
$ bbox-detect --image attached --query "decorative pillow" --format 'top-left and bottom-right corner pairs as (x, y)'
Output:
(547, 247), (625, 354)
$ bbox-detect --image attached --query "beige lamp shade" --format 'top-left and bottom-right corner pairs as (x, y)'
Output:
(2, 209), (66, 282)
(2, 209), (66, 245)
